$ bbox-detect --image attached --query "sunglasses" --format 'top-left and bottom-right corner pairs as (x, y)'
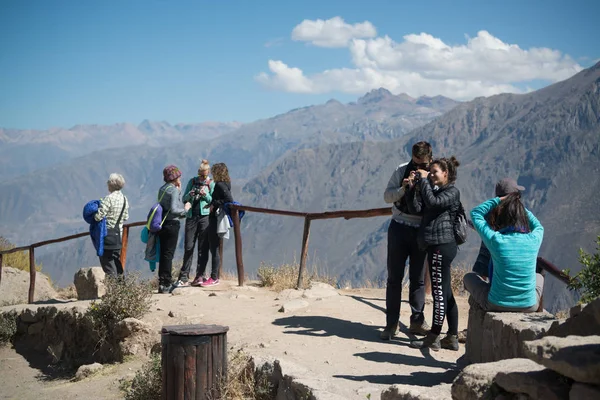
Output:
(413, 162), (430, 170)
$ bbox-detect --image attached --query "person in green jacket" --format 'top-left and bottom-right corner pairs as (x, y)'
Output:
(173, 159), (215, 287)
(464, 192), (544, 312)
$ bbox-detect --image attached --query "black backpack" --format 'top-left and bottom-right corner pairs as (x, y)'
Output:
(454, 202), (468, 245)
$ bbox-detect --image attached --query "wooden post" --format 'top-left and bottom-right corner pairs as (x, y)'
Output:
(296, 217), (312, 290)
(218, 238), (223, 278)
(28, 246), (36, 304)
(161, 324), (229, 400)
(120, 226), (129, 270)
(231, 209), (244, 286)
(0, 253), (3, 286)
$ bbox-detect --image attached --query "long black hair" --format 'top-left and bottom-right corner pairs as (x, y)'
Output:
(489, 192), (530, 232)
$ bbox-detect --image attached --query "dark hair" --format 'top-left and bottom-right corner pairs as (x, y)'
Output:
(430, 156), (460, 184)
(488, 192), (530, 232)
(411, 141), (432, 160)
(211, 163), (230, 183)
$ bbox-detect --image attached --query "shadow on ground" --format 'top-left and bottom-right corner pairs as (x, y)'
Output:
(334, 368), (459, 386)
(12, 342), (75, 381)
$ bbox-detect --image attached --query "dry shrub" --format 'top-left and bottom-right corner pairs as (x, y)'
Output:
(451, 264), (469, 296)
(0, 236), (43, 272)
(121, 349), (275, 400)
(211, 349), (274, 400)
(56, 284), (78, 300)
(257, 261), (337, 291)
(0, 311), (18, 346)
(121, 353), (161, 400)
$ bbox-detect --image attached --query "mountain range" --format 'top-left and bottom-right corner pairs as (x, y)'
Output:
(1, 62), (599, 313)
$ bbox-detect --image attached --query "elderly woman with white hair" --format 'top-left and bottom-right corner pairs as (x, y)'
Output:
(94, 173), (129, 276)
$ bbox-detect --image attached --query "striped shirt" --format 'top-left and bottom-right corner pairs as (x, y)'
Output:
(95, 190), (129, 231)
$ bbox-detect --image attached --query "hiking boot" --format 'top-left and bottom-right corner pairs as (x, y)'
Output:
(409, 332), (441, 351)
(380, 322), (399, 340)
(191, 276), (205, 286)
(440, 334), (459, 351)
(409, 320), (431, 336)
(201, 278), (219, 287)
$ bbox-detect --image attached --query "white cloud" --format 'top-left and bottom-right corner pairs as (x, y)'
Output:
(291, 16), (377, 48)
(258, 18), (583, 100)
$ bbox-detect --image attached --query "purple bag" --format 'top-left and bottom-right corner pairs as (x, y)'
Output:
(146, 190), (170, 233)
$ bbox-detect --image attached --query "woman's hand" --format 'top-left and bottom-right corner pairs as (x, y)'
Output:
(184, 202), (191, 212)
(499, 195), (508, 202)
(416, 169), (429, 177)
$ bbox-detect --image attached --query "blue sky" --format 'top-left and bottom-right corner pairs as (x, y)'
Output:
(1, 0), (598, 130)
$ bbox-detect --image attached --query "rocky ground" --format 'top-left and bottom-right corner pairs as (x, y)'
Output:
(0, 279), (469, 400)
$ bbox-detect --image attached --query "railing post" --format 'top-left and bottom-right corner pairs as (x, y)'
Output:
(120, 225), (129, 270)
(28, 246), (36, 304)
(296, 217), (312, 290)
(231, 209), (244, 286)
(0, 253), (3, 286)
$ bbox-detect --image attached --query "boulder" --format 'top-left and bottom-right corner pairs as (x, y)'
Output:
(465, 297), (556, 364)
(74, 362), (103, 381)
(279, 299), (309, 313)
(523, 335), (600, 384)
(0, 266), (58, 306)
(73, 267), (106, 300)
(381, 383), (452, 400)
(277, 289), (304, 301)
(114, 318), (159, 357)
(302, 282), (339, 299)
(452, 358), (543, 400)
(545, 297), (600, 338)
(569, 383), (600, 400)
(495, 368), (571, 400)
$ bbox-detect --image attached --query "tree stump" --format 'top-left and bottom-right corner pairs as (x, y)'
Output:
(161, 324), (229, 400)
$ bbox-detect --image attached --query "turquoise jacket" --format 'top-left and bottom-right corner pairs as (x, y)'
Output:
(182, 177), (215, 217)
(470, 198), (544, 308)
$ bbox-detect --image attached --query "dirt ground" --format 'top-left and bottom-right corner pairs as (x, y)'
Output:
(0, 280), (469, 399)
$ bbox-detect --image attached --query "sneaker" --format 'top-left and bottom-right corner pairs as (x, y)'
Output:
(380, 322), (399, 340)
(191, 276), (205, 286)
(173, 279), (189, 288)
(440, 334), (459, 351)
(409, 320), (431, 336)
(200, 278), (220, 287)
(158, 285), (170, 294)
(409, 332), (441, 351)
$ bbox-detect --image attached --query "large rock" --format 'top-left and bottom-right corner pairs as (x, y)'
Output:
(381, 383), (452, 400)
(302, 282), (339, 299)
(569, 383), (600, 400)
(452, 358), (543, 400)
(0, 266), (58, 306)
(545, 297), (600, 338)
(73, 267), (106, 300)
(465, 297), (556, 364)
(74, 362), (103, 381)
(279, 299), (309, 313)
(114, 318), (159, 357)
(495, 368), (571, 400)
(523, 335), (600, 384)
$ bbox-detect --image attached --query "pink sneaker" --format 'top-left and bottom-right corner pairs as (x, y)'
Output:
(191, 276), (204, 286)
(200, 278), (219, 287)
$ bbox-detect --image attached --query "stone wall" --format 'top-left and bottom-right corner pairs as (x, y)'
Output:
(464, 297), (557, 364)
(9, 306), (159, 368)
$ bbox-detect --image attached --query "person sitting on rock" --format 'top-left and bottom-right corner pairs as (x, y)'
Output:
(471, 178), (525, 279)
(464, 192), (544, 312)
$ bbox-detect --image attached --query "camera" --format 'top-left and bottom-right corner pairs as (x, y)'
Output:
(189, 182), (208, 201)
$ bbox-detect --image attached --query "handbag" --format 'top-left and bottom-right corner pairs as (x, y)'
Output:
(103, 198), (127, 250)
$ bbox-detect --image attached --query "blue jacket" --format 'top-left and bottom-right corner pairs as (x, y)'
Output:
(223, 201), (245, 226)
(83, 200), (107, 257)
(470, 198), (544, 308)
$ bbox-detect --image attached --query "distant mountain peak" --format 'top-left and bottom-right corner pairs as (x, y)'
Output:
(358, 88), (394, 104)
(325, 98), (343, 106)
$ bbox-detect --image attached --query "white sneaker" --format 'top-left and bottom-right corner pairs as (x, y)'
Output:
(173, 280), (189, 288)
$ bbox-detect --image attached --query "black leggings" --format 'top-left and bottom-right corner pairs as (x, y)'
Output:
(428, 242), (459, 336)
